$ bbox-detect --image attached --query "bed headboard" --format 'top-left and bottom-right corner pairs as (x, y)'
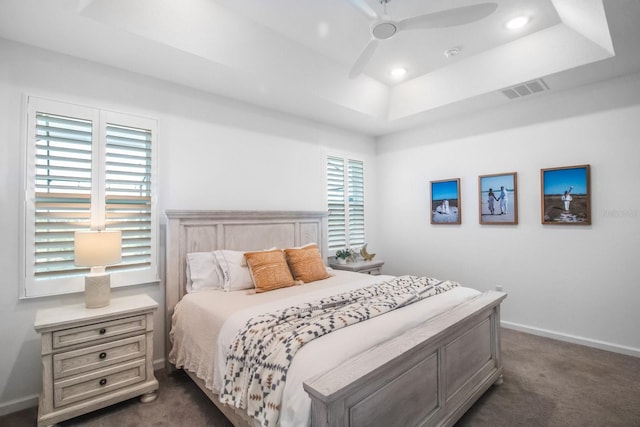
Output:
(164, 210), (327, 360)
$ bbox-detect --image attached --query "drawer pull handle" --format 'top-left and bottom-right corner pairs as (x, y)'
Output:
(99, 328), (107, 335)
(99, 352), (107, 359)
(99, 378), (107, 386)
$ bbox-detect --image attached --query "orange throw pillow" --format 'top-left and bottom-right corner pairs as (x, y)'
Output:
(284, 244), (331, 283)
(244, 249), (299, 293)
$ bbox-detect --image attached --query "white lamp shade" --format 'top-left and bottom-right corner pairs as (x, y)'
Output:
(74, 230), (122, 267)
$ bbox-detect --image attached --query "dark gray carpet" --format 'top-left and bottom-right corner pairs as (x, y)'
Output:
(3, 329), (639, 426)
(456, 329), (640, 427)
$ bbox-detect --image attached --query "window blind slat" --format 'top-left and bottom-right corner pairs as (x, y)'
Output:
(36, 126), (92, 140)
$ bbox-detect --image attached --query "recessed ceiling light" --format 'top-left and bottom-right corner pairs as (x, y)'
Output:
(317, 21), (329, 38)
(505, 16), (531, 30)
(390, 67), (407, 78)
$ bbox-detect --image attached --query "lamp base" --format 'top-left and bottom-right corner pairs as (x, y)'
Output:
(85, 273), (111, 308)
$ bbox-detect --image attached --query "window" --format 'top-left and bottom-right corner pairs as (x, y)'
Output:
(22, 96), (158, 298)
(326, 155), (365, 252)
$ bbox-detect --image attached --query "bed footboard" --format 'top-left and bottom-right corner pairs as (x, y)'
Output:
(303, 290), (506, 427)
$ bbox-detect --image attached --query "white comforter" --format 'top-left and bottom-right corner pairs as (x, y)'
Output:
(169, 270), (481, 427)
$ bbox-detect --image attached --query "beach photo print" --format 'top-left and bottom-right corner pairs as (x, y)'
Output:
(541, 164), (591, 225)
(431, 178), (461, 224)
(478, 172), (518, 225)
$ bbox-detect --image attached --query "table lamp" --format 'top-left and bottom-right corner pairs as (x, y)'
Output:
(74, 230), (122, 308)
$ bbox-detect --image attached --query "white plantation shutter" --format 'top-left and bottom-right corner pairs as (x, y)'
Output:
(326, 155), (365, 251)
(33, 112), (94, 282)
(105, 122), (153, 273)
(23, 97), (158, 298)
(327, 156), (346, 250)
(348, 160), (365, 246)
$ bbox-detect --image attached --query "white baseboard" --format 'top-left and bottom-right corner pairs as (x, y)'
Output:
(0, 394), (38, 417)
(153, 357), (166, 371)
(501, 321), (640, 358)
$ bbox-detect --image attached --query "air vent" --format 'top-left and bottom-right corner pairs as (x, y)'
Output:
(501, 79), (549, 100)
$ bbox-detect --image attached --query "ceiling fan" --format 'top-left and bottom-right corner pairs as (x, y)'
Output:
(348, 0), (498, 79)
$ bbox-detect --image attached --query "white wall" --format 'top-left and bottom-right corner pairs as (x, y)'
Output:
(2, 35), (639, 416)
(0, 39), (377, 414)
(376, 71), (640, 356)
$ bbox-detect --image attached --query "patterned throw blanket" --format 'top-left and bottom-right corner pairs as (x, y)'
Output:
(219, 275), (459, 426)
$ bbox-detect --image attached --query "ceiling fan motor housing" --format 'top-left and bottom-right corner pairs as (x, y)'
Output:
(372, 21), (397, 39)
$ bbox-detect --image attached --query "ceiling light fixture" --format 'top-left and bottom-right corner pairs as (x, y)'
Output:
(505, 16), (530, 30)
(390, 67), (407, 78)
(317, 21), (330, 38)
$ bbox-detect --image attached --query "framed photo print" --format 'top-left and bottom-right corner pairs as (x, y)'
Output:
(541, 164), (591, 225)
(430, 178), (461, 224)
(478, 172), (518, 225)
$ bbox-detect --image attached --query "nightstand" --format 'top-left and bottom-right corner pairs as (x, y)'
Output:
(330, 259), (385, 275)
(34, 294), (159, 427)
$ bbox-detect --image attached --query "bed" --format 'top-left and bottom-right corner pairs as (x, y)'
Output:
(164, 210), (506, 427)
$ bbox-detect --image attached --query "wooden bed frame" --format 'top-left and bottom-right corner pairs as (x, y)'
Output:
(164, 210), (507, 427)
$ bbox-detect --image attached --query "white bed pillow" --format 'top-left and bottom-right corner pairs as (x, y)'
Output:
(214, 250), (254, 291)
(186, 252), (224, 293)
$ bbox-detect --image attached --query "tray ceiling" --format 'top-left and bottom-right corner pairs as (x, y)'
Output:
(1, 0), (638, 135)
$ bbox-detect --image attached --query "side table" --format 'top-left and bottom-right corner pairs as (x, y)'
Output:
(330, 259), (385, 275)
(34, 294), (159, 427)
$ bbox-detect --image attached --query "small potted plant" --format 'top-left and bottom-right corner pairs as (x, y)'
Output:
(335, 248), (354, 264)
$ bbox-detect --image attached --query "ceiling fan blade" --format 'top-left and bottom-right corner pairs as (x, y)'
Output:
(349, 39), (379, 79)
(398, 2), (498, 31)
(348, 0), (379, 20)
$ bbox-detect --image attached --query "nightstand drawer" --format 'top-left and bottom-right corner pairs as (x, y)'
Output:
(53, 335), (146, 380)
(54, 358), (146, 408)
(53, 315), (146, 349)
